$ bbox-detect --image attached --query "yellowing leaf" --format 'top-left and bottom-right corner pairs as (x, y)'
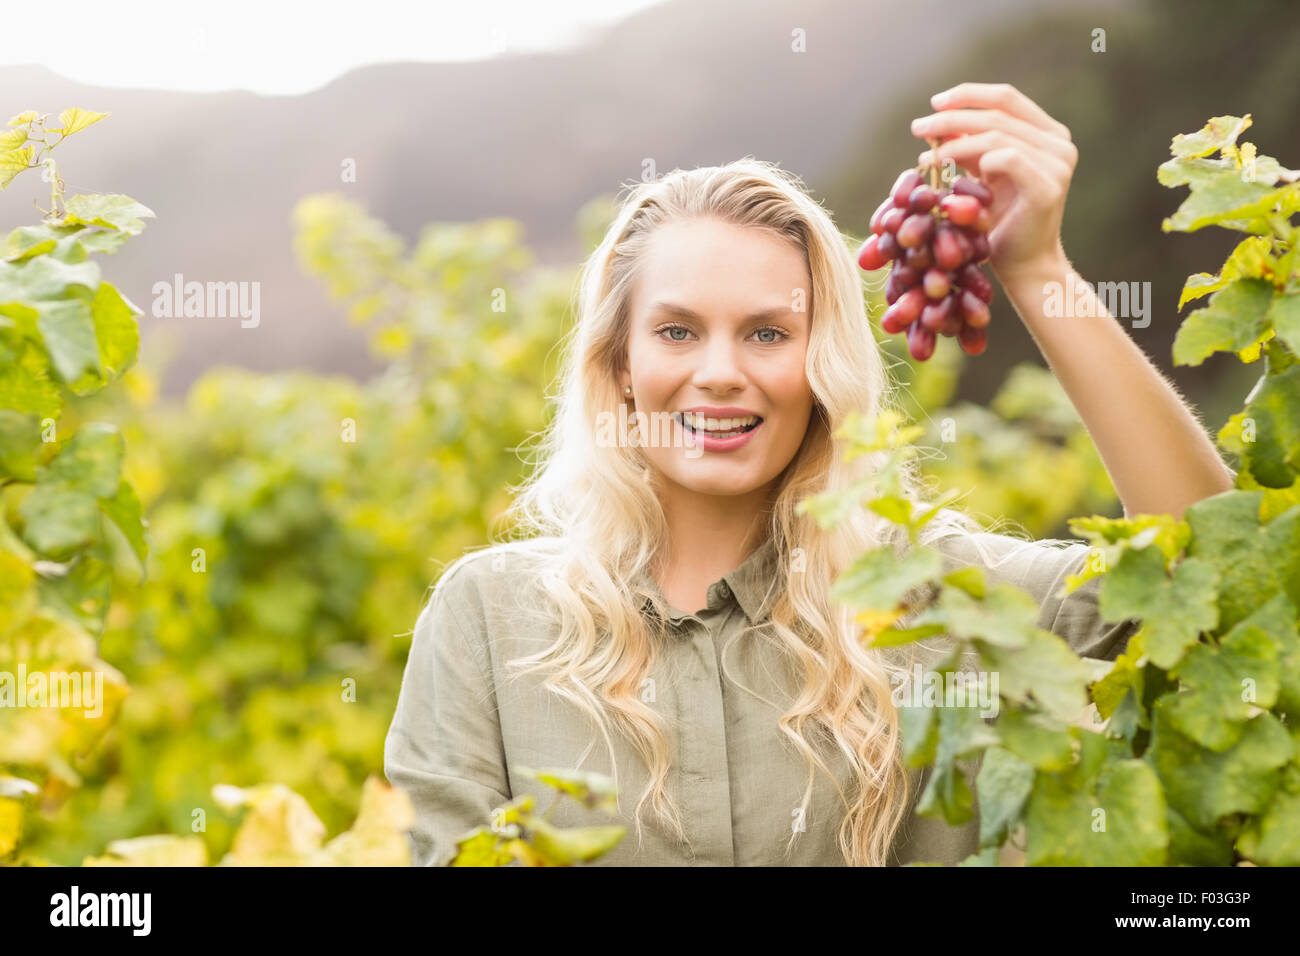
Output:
(62, 194), (155, 235)
(528, 819), (625, 865)
(1170, 114), (1252, 159)
(310, 776), (414, 866)
(0, 796), (24, 857)
(448, 827), (513, 866)
(83, 834), (207, 866)
(214, 782), (327, 864)
(52, 108), (108, 137)
(522, 766), (618, 814)
(1238, 328), (1275, 363)
(855, 605), (905, 642)
(0, 146), (36, 189)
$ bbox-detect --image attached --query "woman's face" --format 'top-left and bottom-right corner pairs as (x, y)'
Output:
(623, 217), (816, 500)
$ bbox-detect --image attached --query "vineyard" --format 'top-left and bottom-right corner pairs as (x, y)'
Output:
(1, 108), (1296, 866)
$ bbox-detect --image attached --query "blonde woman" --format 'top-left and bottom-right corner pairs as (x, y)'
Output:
(384, 83), (1235, 867)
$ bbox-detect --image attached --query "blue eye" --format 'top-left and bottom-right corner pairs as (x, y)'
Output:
(654, 323), (693, 342)
(653, 323), (790, 343)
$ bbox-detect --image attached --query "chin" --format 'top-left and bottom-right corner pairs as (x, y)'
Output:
(672, 470), (768, 497)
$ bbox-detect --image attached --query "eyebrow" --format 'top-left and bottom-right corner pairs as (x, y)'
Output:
(647, 301), (796, 322)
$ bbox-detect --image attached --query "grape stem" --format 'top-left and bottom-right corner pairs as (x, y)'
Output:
(926, 137), (939, 190)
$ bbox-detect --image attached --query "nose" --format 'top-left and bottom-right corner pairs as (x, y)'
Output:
(690, 336), (747, 393)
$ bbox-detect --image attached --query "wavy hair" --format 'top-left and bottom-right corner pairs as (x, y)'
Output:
(492, 157), (985, 866)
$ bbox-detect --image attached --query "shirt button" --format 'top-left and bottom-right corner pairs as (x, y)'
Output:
(719, 583), (731, 599)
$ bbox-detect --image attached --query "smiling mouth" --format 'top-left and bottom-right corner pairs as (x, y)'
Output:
(674, 412), (764, 438)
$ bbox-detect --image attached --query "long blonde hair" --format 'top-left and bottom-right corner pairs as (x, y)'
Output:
(493, 157), (983, 866)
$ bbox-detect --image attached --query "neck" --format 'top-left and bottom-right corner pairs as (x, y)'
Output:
(652, 477), (774, 597)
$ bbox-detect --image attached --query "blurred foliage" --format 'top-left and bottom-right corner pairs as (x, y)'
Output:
(0, 107), (150, 863)
(82, 775), (414, 867)
(10, 190), (571, 863)
(1, 137), (1143, 866)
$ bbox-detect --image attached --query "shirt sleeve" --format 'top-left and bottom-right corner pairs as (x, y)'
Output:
(934, 531), (1141, 663)
(383, 566), (512, 866)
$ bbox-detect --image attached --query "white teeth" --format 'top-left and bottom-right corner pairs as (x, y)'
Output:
(680, 412), (759, 431)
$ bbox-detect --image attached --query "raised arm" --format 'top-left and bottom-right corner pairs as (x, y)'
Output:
(912, 82), (1236, 521)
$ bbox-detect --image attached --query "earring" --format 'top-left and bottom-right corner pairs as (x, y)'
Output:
(624, 385), (632, 396)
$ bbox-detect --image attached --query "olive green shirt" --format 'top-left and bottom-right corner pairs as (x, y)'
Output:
(384, 531), (1138, 867)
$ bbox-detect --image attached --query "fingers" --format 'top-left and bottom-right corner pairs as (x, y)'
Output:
(920, 130), (1071, 185)
(931, 82), (1071, 141)
(912, 107), (1077, 168)
(977, 146), (1062, 206)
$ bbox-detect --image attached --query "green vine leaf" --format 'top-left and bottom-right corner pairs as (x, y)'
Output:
(1186, 492), (1300, 631)
(1242, 365), (1300, 487)
(975, 746), (1034, 849)
(1162, 597), (1285, 751)
(1172, 278), (1275, 367)
(1025, 756), (1168, 865)
(1098, 547), (1219, 670)
(978, 627), (1093, 723)
(1147, 706), (1292, 832)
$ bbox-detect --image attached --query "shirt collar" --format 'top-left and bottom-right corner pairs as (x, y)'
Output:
(635, 536), (781, 627)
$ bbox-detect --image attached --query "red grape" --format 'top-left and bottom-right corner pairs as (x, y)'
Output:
(939, 307), (964, 336)
(891, 170), (925, 207)
(958, 323), (988, 355)
(939, 194), (981, 227)
(923, 268), (951, 300)
(903, 244), (933, 271)
(885, 274), (903, 304)
(881, 307), (908, 334)
(870, 198), (894, 235)
(908, 185), (939, 213)
(877, 231), (900, 261)
(882, 286), (927, 332)
(932, 225), (964, 270)
(959, 289), (991, 329)
(920, 294), (953, 331)
(892, 264), (921, 289)
(880, 207), (907, 235)
(857, 234), (887, 270)
(953, 176), (993, 205)
(951, 229), (974, 266)
(958, 263), (993, 303)
(897, 213), (935, 248)
(906, 317), (936, 361)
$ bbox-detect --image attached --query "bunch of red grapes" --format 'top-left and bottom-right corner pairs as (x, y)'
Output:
(857, 168), (995, 360)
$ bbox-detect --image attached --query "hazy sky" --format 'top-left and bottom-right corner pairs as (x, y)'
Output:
(1, 0), (664, 95)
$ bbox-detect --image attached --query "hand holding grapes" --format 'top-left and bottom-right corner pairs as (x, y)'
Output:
(867, 84), (1236, 527)
(858, 83), (1078, 361)
(913, 83), (1077, 285)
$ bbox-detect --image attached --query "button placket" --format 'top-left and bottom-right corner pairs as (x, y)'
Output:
(673, 607), (736, 865)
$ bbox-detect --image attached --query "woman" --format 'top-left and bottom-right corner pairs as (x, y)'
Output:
(384, 83), (1235, 867)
